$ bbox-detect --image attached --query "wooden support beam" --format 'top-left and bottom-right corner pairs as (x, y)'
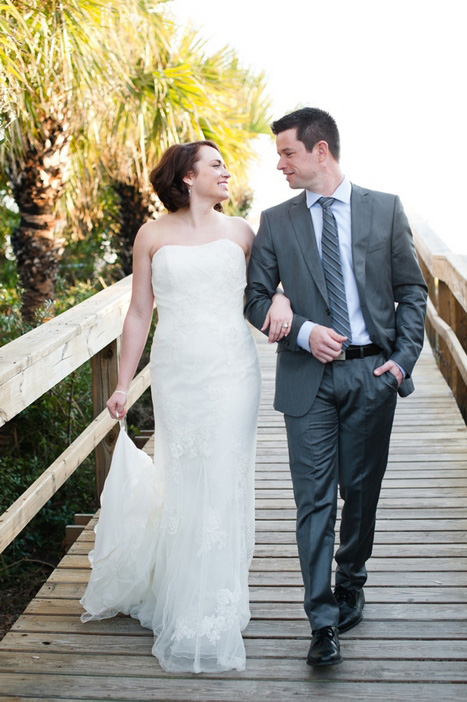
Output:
(91, 339), (121, 497)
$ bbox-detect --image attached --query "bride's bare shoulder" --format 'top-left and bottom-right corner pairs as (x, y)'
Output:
(225, 215), (255, 253)
(134, 215), (173, 258)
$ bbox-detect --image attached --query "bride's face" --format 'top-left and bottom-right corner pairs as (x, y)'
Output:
(188, 145), (231, 202)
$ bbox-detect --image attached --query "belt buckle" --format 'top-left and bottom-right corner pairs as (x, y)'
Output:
(334, 351), (346, 361)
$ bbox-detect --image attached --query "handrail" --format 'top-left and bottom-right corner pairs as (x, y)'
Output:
(0, 276), (132, 427)
(0, 276), (152, 554)
(411, 215), (467, 421)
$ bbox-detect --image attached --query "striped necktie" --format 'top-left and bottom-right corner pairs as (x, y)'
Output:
(318, 197), (352, 348)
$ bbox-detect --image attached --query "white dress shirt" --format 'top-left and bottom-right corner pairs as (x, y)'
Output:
(297, 177), (372, 350)
(295, 178), (406, 379)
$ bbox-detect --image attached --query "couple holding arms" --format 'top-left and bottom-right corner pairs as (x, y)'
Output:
(81, 107), (427, 672)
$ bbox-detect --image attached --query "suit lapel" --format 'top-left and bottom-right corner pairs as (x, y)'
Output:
(288, 193), (329, 304)
(350, 184), (372, 297)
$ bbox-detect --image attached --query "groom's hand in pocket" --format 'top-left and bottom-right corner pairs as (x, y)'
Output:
(373, 360), (403, 387)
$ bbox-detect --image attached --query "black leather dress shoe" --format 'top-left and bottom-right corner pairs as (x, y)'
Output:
(306, 626), (342, 667)
(335, 585), (365, 633)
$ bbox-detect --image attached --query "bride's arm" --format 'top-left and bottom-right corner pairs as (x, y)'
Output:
(261, 290), (294, 344)
(233, 218), (294, 345)
(106, 226), (155, 420)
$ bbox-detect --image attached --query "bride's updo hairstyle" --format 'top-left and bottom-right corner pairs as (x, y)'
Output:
(149, 140), (223, 213)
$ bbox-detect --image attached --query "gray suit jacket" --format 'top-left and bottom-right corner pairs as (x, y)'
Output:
(245, 184), (428, 417)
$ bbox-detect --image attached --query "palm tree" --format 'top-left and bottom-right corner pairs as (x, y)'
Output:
(0, 0), (271, 310)
(96, 24), (271, 273)
(0, 0), (170, 319)
(1, 1), (94, 318)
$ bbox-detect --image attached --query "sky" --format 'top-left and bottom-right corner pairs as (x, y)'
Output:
(170, 0), (467, 255)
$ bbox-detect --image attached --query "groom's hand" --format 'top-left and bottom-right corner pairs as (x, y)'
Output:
(373, 359), (403, 386)
(309, 325), (347, 363)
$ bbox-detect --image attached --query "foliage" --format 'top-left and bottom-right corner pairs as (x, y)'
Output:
(0, 0), (270, 315)
(0, 362), (97, 554)
(0, 280), (100, 549)
(0, 275), (156, 634)
(0, 339), (97, 622)
(97, 21), (271, 199)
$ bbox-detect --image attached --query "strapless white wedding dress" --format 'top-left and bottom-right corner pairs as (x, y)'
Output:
(80, 239), (261, 673)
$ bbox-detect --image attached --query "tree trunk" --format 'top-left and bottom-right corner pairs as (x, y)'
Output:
(113, 181), (160, 276)
(8, 117), (70, 322)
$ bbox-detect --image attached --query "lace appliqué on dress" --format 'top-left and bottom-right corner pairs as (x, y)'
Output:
(171, 589), (241, 644)
(233, 440), (255, 564)
(161, 505), (179, 535)
(198, 508), (227, 555)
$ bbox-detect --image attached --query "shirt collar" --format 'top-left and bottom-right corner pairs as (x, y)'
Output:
(306, 176), (351, 208)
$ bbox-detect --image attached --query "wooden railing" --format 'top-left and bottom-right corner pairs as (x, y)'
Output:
(1, 213), (466, 555)
(0, 275), (151, 554)
(412, 215), (467, 421)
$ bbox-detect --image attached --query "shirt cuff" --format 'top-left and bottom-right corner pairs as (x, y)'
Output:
(393, 361), (406, 379)
(297, 321), (316, 352)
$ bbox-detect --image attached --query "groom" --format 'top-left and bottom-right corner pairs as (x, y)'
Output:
(245, 108), (427, 666)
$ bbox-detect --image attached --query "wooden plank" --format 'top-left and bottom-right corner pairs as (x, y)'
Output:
(246, 618), (467, 640)
(33, 581), (467, 604)
(254, 519), (467, 532)
(7, 615), (467, 640)
(254, 488), (467, 499)
(255, 462), (467, 471)
(255, 453), (467, 462)
(17, 597), (467, 621)
(46, 568), (467, 587)
(249, 558), (467, 572)
(52, 551), (467, 572)
(258, 432), (467, 443)
(3, 632), (467, 660)
(256, 448), (467, 458)
(254, 497), (467, 508)
(255, 508), (467, 519)
(256, 478), (467, 489)
(0, 651), (466, 683)
(254, 530), (467, 543)
(252, 544), (467, 557)
(69, 540), (467, 559)
(247, 571), (467, 587)
(0, 676), (465, 702)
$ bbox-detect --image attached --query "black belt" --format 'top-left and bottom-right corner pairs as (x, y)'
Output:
(333, 343), (382, 361)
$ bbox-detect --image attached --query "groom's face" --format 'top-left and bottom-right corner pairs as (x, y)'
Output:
(276, 128), (320, 191)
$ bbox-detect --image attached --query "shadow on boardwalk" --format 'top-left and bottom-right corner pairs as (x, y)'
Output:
(0, 331), (466, 701)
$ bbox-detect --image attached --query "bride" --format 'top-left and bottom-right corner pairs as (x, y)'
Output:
(80, 140), (292, 673)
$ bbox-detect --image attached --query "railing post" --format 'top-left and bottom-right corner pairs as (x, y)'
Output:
(438, 280), (455, 392)
(449, 293), (467, 419)
(418, 257), (438, 353)
(91, 338), (121, 498)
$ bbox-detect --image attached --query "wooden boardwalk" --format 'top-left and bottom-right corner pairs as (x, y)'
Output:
(1, 330), (467, 700)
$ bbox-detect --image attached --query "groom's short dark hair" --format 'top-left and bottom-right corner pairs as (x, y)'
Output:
(271, 108), (340, 161)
